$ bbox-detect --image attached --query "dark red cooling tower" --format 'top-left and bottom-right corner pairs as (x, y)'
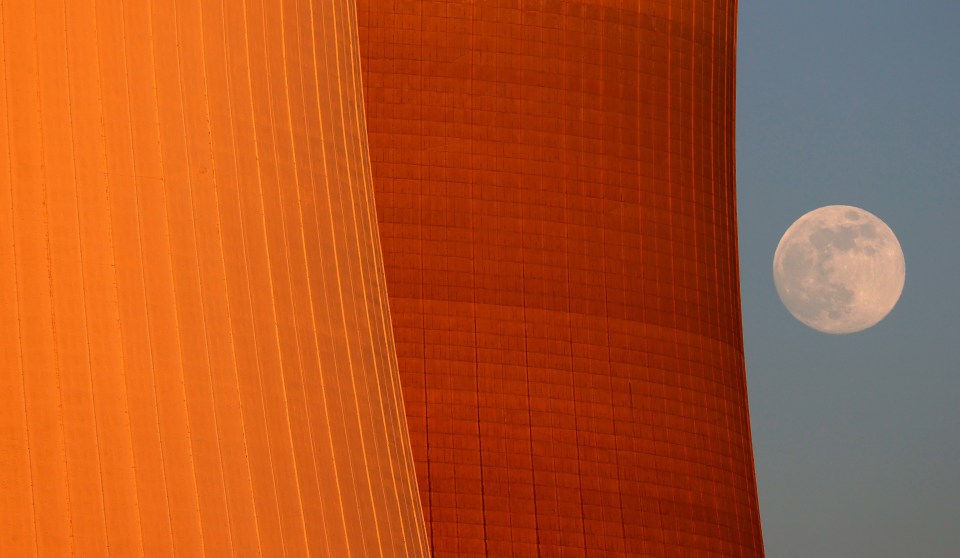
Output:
(358, 1), (764, 556)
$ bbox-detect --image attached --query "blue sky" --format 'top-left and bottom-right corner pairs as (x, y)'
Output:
(737, 1), (960, 556)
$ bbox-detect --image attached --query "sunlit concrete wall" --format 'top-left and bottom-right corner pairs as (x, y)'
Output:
(0, 0), (427, 556)
(358, 1), (764, 556)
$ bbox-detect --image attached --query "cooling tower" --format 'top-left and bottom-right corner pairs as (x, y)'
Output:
(358, 1), (765, 556)
(0, 0), (427, 556)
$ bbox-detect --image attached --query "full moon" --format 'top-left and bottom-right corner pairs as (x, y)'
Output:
(773, 205), (905, 334)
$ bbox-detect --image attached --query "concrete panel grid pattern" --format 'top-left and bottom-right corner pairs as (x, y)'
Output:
(1, 0), (764, 556)
(0, 0), (427, 556)
(358, 0), (764, 556)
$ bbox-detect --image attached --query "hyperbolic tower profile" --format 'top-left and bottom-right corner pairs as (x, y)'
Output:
(358, 1), (764, 556)
(1, 0), (764, 556)
(0, 0), (426, 556)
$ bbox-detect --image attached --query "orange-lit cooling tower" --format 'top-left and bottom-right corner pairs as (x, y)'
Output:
(0, 0), (427, 556)
(358, 1), (765, 556)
